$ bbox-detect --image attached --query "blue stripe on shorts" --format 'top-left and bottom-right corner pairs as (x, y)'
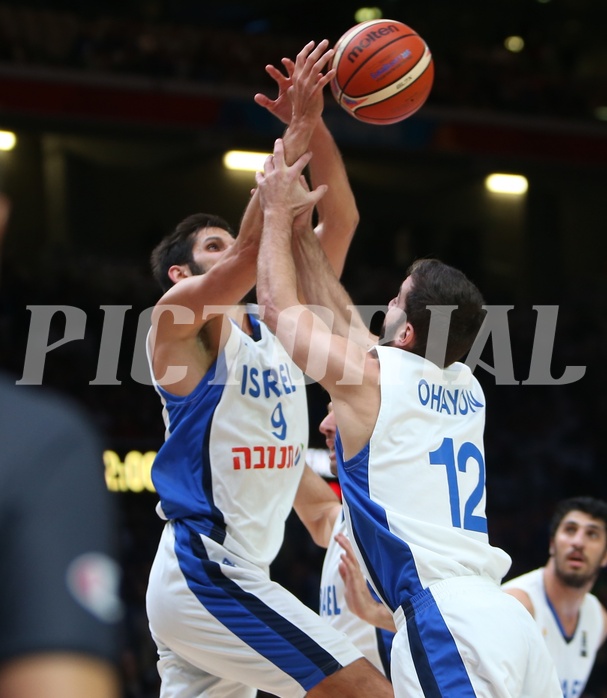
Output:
(403, 589), (476, 697)
(175, 522), (343, 691)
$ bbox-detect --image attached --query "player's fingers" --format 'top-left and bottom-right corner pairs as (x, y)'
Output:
(312, 44), (333, 73)
(318, 69), (336, 89)
(307, 38), (330, 65)
(295, 40), (316, 68)
(281, 57), (295, 78)
(311, 184), (328, 203)
(253, 93), (271, 108)
(265, 63), (288, 84)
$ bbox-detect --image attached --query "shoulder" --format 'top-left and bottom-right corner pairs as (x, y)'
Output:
(502, 568), (545, 616)
(503, 585), (535, 617)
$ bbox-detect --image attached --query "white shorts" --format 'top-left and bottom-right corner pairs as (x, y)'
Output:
(391, 575), (562, 698)
(146, 521), (363, 698)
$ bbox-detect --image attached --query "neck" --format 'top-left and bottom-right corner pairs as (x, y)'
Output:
(542, 563), (589, 628)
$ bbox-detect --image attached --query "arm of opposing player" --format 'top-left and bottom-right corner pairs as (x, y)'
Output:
(293, 466), (342, 548)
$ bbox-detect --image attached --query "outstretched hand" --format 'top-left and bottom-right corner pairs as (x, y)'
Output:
(255, 138), (327, 220)
(254, 40), (335, 126)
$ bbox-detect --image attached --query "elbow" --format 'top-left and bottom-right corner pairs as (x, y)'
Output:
(350, 207), (360, 234)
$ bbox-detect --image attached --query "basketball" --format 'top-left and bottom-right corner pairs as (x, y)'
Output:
(330, 19), (434, 125)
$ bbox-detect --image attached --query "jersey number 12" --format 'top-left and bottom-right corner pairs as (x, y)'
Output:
(429, 437), (487, 533)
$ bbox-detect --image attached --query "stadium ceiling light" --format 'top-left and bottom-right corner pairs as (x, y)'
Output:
(485, 173), (528, 195)
(594, 106), (607, 122)
(354, 7), (383, 23)
(0, 130), (16, 151)
(223, 150), (270, 172)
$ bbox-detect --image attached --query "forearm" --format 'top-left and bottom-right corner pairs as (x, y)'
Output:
(293, 226), (373, 346)
(308, 121), (359, 275)
(257, 208), (300, 325)
(293, 466), (341, 548)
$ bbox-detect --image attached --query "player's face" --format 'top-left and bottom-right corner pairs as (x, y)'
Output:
(318, 403), (337, 476)
(550, 510), (607, 588)
(379, 276), (411, 343)
(191, 227), (235, 274)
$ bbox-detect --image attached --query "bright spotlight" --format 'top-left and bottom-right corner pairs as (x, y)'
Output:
(594, 106), (607, 122)
(354, 7), (382, 23)
(0, 131), (16, 151)
(485, 174), (528, 195)
(223, 150), (270, 172)
(504, 35), (525, 53)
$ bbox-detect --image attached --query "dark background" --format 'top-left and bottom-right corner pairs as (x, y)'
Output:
(0, 1), (606, 695)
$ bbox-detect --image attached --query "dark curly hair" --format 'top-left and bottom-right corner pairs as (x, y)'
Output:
(150, 213), (235, 293)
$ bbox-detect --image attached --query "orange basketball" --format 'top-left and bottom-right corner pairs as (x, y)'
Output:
(330, 19), (434, 125)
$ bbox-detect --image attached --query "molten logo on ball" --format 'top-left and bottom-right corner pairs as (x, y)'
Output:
(346, 23), (401, 63)
(331, 18), (434, 125)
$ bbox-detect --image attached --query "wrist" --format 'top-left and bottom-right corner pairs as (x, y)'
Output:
(264, 207), (296, 230)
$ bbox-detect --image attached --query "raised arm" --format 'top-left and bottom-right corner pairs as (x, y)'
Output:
(292, 221), (377, 348)
(255, 40), (358, 275)
(255, 139), (379, 459)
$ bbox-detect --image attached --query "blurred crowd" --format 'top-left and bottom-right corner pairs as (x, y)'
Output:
(0, 0), (605, 121)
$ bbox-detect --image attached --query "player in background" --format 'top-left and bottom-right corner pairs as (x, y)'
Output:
(503, 496), (607, 698)
(0, 200), (123, 696)
(296, 403), (394, 678)
(254, 138), (562, 697)
(145, 42), (393, 698)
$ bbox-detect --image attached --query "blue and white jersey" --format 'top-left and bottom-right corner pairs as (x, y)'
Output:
(503, 568), (604, 698)
(336, 346), (511, 613)
(148, 309), (308, 569)
(319, 512), (394, 678)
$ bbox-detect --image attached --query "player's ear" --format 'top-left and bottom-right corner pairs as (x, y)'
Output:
(395, 322), (415, 349)
(600, 547), (607, 569)
(168, 264), (192, 285)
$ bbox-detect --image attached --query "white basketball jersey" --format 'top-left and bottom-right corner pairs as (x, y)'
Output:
(503, 567), (605, 698)
(336, 346), (512, 613)
(148, 310), (308, 568)
(319, 513), (393, 677)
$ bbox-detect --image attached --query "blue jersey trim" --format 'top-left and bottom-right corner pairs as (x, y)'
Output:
(544, 587), (575, 643)
(152, 353), (228, 536)
(335, 430), (424, 611)
(174, 522), (343, 690)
